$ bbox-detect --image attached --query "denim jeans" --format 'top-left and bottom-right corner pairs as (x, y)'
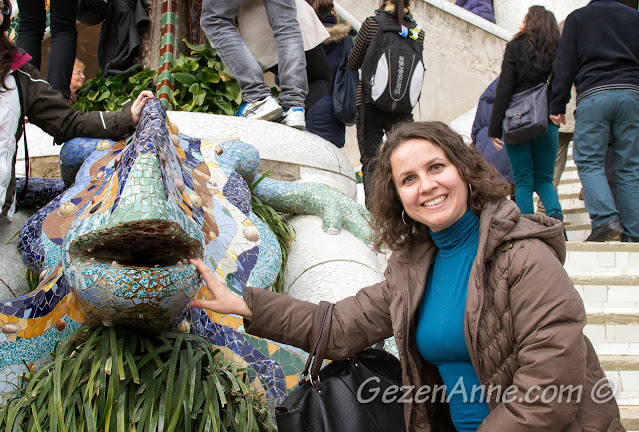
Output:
(200, 0), (307, 109)
(505, 123), (562, 217)
(16, 0), (77, 99)
(573, 91), (639, 237)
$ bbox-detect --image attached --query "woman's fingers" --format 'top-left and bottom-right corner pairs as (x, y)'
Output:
(131, 91), (155, 124)
(188, 258), (253, 319)
(490, 137), (504, 151)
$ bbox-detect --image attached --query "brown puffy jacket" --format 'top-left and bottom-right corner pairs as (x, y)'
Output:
(244, 200), (624, 431)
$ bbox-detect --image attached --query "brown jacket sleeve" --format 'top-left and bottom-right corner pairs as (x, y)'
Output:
(244, 275), (395, 360)
(18, 63), (135, 144)
(478, 239), (587, 431)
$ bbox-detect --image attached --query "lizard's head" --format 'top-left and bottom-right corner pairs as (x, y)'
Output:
(60, 99), (206, 329)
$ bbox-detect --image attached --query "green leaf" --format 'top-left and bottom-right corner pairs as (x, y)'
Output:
(199, 68), (221, 84)
(173, 72), (198, 88)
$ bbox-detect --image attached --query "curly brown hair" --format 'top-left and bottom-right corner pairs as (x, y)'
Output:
(514, 5), (559, 73)
(369, 121), (511, 251)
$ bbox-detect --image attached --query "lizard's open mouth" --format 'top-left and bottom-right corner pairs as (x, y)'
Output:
(70, 220), (202, 268)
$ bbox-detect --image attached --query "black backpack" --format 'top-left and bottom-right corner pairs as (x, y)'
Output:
(361, 11), (425, 113)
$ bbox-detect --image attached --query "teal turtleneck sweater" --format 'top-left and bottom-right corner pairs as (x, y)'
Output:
(415, 207), (489, 431)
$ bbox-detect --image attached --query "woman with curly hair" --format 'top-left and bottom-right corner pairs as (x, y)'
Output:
(0, 0), (152, 223)
(189, 121), (622, 431)
(489, 6), (563, 222)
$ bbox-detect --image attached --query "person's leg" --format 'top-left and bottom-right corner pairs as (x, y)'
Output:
(357, 102), (385, 209)
(15, 0), (46, 69)
(48, 0), (78, 98)
(263, 0), (308, 109)
(537, 130), (570, 215)
(554, 131), (572, 189)
(604, 137), (617, 207)
(610, 91), (639, 238)
(532, 123), (562, 218)
(572, 93), (619, 229)
(200, 0), (272, 103)
(505, 141), (535, 214)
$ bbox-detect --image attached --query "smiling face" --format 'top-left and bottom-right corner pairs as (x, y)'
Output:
(391, 138), (468, 232)
(70, 66), (85, 93)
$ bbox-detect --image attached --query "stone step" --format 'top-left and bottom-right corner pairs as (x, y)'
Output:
(534, 195), (584, 212)
(565, 242), (639, 285)
(565, 211), (591, 225)
(621, 405), (639, 432)
(566, 226), (590, 242)
(558, 182), (583, 196)
(565, 242), (639, 314)
(559, 169), (582, 183)
(587, 314), (639, 356)
(600, 355), (639, 411)
(575, 284), (639, 315)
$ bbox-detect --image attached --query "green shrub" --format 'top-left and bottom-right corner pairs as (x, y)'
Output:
(169, 41), (243, 114)
(0, 327), (275, 431)
(73, 67), (158, 112)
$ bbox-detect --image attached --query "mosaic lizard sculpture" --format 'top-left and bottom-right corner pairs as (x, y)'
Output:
(0, 99), (372, 404)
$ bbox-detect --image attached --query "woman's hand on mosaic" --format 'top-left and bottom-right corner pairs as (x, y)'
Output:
(188, 258), (254, 319)
(491, 137), (504, 151)
(131, 91), (155, 124)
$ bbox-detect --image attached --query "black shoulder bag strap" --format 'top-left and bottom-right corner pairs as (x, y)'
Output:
(13, 71), (29, 204)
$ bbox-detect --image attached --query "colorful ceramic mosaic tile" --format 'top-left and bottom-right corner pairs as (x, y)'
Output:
(0, 99), (374, 405)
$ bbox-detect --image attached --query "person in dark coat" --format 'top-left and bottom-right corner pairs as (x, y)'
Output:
(471, 77), (513, 186)
(304, 0), (354, 148)
(455, 0), (496, 23)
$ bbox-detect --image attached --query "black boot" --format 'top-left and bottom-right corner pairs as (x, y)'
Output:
(585, 218), (623, 242)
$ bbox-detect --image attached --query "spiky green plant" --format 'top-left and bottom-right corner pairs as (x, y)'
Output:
(250, 172), (296, 293)
(0, 327), (275, 431)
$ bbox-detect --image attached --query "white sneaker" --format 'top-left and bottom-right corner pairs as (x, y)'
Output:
(280, 107), (306, 129)
(236, 96), (282, 121)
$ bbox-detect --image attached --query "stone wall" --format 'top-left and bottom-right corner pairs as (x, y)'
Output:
(493, 0), (589, 33)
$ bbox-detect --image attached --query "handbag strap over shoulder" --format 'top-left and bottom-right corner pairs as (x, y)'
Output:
(300, 301), (334, 388)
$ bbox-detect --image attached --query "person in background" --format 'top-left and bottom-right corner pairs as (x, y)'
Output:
(471, 77), (514, 190)
(189, 121), (623, 431)
(69, 58), (86, 102)
(549, 0), (639, 242)
(200, 0), (309, 129)
(304, 0), (354, 148)
(347, 0), (424, 209)
(489, 6), (563, 224)
(455, 0), (496, 23)
(15, 0), (78, 99)
(1, 0), (153, 223)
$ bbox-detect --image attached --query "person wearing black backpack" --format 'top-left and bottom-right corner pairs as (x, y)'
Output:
(347, 0), (425, 209)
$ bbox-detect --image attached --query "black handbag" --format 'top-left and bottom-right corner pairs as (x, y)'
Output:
(502, 82), (548, 145)
(275, 301), (406, 432)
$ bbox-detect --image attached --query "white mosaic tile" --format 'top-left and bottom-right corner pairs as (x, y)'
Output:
(283, 215), (383, 304)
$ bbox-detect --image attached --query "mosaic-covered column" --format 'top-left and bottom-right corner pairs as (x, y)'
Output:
(156, 0), (177, 108)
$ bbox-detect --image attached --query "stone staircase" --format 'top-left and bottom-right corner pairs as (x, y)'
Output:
(550, 146), (639, 431)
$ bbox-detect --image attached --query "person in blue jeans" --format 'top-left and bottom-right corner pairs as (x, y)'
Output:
(549, 0), (639, 242)
(200, 0), (309, 129)
(489, 6), (563, 221)
(16, 0), (77, 99)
